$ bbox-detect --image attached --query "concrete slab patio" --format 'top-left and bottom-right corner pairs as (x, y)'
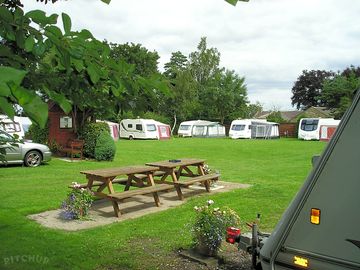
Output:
(28, 181), (250, 231)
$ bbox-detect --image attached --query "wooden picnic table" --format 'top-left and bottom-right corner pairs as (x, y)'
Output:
(146, 158), (219, 200)
(80, 165), (172, 217)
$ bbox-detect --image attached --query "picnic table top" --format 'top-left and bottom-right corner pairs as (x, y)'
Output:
(80, 165), (160, 178)
(146, 158), (206, 169)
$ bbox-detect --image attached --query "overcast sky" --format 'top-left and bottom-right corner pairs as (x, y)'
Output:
(23, 0), (360, 110)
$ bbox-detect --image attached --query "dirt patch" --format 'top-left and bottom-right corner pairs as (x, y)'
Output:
(28, 181), (250, 231)
(96, 238), (252, 270)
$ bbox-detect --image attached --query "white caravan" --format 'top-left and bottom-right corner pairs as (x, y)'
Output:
(178, 120), (205, 137)
(119, 119), (166, 140)
(229, 119), (279, 139)
(0, 115), (30, 139)
(298, 118), (340, 140)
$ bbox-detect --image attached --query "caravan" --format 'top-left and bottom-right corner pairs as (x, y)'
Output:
(229, 119), (279, 139)
(0, 115), (30, 139)
(298, 118), (340, 140)
(119, 119), (170, 140)
(178, 120), (225, 138)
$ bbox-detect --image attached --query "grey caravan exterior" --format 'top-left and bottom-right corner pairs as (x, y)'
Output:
(250, 121), (279, 139)
(259, 90), (360, 270)
(191, 121), (226, 138)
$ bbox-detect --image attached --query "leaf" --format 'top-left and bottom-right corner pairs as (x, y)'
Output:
(15, 30), (25, 49)
(62, 13), (72, 35)
(0, 6), (13, 22)
(87, 64), (100, 84)
(101, 0), (111, 4)
(0, 66), (27, 85)
(49, 92), (72, 114)
(0, 45), (12, 57)
(72, 58), (84, 72)
(45, 25), (63, 38)
(0, 84), (10, 97)
(24, 36), (35, 52)
(78, 29), (93, 40)
(26, 10), (58, 26)
(0, 97), (15, 118)
(25, 10), (47, 24)
(10, 84), (48, 128)
(32, 43), (46, 56)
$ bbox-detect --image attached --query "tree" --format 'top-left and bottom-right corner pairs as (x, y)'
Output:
(163, 51), (187, 81)
(245, 102), (262, 118)
(266, 111), (285, 123)
(209, 69), (248, 123)
(321, 72), (360, 118)
(291, 70), (335, 110)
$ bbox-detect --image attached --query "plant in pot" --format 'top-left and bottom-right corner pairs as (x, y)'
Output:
(61, 182), (94, 220)
(191, 200), (240, 256)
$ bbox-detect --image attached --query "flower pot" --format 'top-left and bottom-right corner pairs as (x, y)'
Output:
(195, 241), (218, 257)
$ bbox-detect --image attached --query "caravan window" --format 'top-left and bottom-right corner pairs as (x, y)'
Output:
(231, 124), (245, 131)
(179, 125), (191, 131)
(2, 122), (21, 133)
(146, 124), (156, 131)
(136, 124), (143, 131)
(128, 124), (133, 128)
(301, 119), (319, 131)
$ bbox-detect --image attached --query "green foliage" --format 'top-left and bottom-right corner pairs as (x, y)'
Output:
(27, 122), (49, 144)
(80, 122), (110, 158)
(321, 72), (360, 118)
(191, 200), (240, 254)
(141, 111), (171, 125)
(291, 70), (335, 110)
(94, 131), (116, 161)
(267, 111), (285, 123)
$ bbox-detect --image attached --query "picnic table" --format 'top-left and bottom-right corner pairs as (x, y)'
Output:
(80, 165), (174, 217)
(146, 158), (220, 200)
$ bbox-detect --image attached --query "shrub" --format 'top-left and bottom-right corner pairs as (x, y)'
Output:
(27, 122), (49, 144)
(79, 122), (110, 158)
(94, 131), (116, 161)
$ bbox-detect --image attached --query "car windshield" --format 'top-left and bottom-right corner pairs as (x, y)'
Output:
(146, 124), (156, 131)
(231, 124), (245, 131)
(179, 125), (191, 131)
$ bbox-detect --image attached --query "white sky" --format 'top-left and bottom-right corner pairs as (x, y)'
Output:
(23, 0), (360, 110)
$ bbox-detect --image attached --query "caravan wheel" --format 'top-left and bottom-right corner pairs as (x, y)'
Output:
(129, 135), (134, 140)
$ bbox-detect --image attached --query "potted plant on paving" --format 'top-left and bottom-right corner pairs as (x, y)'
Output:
(191, 200), (240, 256)
(61, 182), (94, 220)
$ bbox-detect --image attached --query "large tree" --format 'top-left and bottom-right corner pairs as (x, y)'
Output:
(291, 70), (335, 110)
(321, 71), (360, 118)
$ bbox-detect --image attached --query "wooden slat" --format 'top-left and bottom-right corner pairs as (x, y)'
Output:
(80, 165), (160, 178)
(146, 159), (206, 169)
(107, 184), (174, 201)
(176, 173), (220, 186)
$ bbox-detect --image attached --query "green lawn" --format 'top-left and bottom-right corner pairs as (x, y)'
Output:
(0, 138), (327, 270)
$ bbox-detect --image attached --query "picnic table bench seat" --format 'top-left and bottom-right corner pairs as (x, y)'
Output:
(107, 184), (175, 215)
(176, 173), (220, 192)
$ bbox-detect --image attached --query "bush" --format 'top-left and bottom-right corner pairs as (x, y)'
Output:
(94, 131), (116, 161)
(79, 122), (110, 158)
(27, 122), (49, 144)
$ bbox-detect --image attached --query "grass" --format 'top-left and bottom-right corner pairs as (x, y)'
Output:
(0, 138), (327, 269)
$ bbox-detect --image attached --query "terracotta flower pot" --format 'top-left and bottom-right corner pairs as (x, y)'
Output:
(195, 241), (218, 257)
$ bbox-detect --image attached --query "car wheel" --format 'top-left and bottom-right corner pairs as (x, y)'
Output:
(129, 135), (134, 140)
(24, 150), (42, 167)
